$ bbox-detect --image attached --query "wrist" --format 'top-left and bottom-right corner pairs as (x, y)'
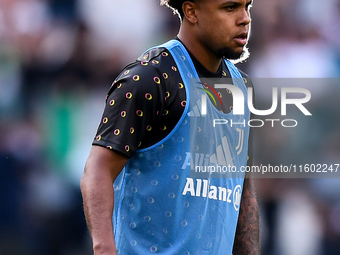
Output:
(93, 241), (117, 255)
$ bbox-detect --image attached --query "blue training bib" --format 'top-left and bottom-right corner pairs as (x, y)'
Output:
(113, 40), (250, 255)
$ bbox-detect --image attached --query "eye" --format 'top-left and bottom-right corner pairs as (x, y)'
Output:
(224, 5), (236, 11)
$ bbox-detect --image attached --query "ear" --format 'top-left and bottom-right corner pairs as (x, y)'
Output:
(182, 1), (198, 24)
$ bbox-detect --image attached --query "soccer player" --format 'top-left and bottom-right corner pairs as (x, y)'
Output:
(80, 0), (260, 254)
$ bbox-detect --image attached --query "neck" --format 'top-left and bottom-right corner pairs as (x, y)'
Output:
(177, 26), (222, 73)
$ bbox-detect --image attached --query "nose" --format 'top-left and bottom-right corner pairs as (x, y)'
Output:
(238, 9), (251, 26)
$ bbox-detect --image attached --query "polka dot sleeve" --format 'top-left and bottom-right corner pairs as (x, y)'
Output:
(92, 60), (168, 158)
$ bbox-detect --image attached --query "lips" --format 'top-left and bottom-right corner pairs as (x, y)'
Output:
(234, 32), (248, 46)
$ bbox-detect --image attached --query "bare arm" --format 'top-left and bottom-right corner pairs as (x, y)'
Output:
(232, 175), (260, 255)
(80, 145), (129, 255)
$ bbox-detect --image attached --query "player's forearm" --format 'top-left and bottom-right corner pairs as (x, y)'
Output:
(233, 197), (260, 254)
(80, 165), (117, 254)
(233, 178), (260, 255)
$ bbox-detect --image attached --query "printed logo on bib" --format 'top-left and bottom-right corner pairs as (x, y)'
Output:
(233, 185), (242, 211)
(182, 178), (242, 211)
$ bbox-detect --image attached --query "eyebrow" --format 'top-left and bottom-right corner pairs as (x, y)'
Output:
(221, 0), (239, 5)
(220, 0), (253, 6)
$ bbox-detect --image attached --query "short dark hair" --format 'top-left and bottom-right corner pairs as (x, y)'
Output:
(160, 0), (194, 19)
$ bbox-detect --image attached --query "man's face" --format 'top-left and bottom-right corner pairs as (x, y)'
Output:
(194, 0), (252, 60)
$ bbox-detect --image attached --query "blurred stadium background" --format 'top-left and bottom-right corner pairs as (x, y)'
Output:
(0, 0), (339, 254)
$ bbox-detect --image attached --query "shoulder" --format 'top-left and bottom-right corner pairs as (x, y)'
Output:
(114, 47), (178, 82)
(236, 68), (256, 108)
(137, 47), (169, 62)
(136, 47), (179, 79)
(106, 47), (177, 98)
(237, 68), (254, 89)
(237, 68), (249, 79)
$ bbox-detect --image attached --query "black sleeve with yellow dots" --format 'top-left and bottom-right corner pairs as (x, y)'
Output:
(92, 48), (186, 158)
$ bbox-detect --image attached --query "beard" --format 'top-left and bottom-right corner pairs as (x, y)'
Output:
(217, 46), (250, 64)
